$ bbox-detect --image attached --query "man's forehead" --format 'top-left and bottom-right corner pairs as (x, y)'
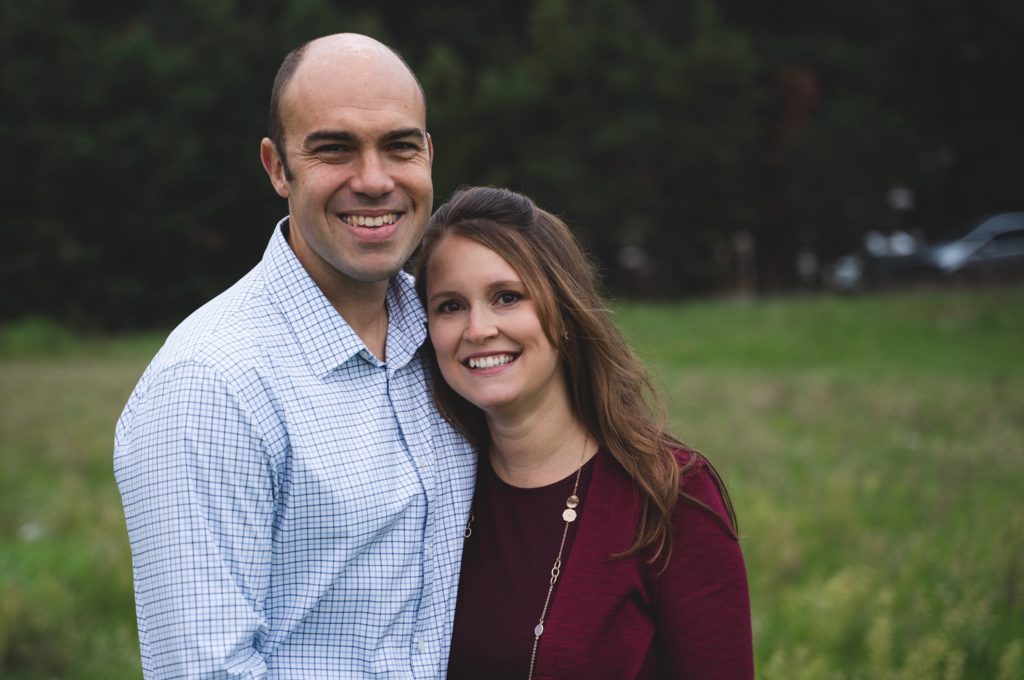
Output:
(288, 40), (423, 110)
(282, 73), (423, 137)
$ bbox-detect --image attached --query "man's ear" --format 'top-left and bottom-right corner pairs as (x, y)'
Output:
(426, 132), (434, 166)
(260, 138), (290, 198)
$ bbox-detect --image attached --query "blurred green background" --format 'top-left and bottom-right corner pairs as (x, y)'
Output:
(2, 0), (1023, 678)
(2, 291), (1022, 678)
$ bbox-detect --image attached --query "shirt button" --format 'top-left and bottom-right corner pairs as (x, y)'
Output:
(424, 546), (432, 559)
(417, 640), (426, 653)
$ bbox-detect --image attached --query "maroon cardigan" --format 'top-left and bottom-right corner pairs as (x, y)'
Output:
(534, 451), (754, 679)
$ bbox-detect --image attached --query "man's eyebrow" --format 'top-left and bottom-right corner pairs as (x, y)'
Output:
(382, 127), (428, 143)
(302, 128), (426, 147)
(303, 130), (356, 147)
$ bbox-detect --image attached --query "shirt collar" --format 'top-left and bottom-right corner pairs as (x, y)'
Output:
(261, 218), (427, 377)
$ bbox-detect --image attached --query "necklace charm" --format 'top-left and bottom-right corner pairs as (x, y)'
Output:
(527, 436), (590, 680)
(470, 435), (592, 680)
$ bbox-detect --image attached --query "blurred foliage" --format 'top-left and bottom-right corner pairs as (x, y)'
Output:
(1, 0), (1022, 328)
(2, 288), (1022, 677)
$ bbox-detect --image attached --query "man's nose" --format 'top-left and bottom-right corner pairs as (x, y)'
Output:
(351, 153), (396, 197)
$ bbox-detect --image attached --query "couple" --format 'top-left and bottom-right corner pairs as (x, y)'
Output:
(114, 33), (753, 679)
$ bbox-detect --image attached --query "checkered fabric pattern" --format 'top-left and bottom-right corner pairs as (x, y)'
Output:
(115, 220), (476, 679)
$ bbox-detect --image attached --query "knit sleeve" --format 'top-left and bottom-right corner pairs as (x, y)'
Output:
(652, 455), (754, 679)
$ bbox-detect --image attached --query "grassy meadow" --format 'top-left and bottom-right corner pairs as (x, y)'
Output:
(2, 288), (1023, 678)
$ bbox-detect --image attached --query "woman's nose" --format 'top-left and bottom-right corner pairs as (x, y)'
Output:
(464, 307), (498, 342)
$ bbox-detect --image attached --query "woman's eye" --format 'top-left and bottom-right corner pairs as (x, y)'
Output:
(437, 300), (462, 314)
(496, 291), (521, 305)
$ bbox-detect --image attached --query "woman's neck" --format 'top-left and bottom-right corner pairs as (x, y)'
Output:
(486, 400), (596, 488)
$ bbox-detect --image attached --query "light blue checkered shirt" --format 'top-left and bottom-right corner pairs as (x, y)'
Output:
(114, 219), (476, 679)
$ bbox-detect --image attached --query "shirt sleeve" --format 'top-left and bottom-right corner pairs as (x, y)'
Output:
(653, 459), (754, 679)
(114, 360), (276, 679)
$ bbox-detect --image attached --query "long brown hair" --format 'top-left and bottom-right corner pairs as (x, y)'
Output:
(414, 186), (737, 563)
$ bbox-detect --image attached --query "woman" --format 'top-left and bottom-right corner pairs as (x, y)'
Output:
(414, 186), (753, 679)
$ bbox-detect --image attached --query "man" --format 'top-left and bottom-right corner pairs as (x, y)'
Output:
(114, 34), (475, 678)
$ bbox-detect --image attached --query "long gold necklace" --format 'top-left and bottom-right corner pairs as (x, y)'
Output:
(464, 437), (589, 680)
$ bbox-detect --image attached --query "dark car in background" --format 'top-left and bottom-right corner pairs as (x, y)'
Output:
(919, 212), (1024, 280)
(825, 212), (1024, 292)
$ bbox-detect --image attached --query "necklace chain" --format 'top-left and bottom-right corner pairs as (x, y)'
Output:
(464, 437), (589, 680)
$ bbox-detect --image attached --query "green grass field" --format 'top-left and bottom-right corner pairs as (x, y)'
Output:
(2, 288), (1022, 678)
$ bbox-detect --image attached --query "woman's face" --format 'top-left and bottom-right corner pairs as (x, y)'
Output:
(424, 234), (566, 420)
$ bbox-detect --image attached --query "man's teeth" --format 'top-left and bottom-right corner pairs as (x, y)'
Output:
(342, 213), (399, 227)
(467, 354), (516, 369)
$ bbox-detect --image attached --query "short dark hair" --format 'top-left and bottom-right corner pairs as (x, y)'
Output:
(267, 40), (312, 181)
(266, 38), (427, 181)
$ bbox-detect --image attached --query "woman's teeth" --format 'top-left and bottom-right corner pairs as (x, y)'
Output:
(467, 354), (516, 369)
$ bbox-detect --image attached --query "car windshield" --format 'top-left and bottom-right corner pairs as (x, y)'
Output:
(963, 213), (1024, 241)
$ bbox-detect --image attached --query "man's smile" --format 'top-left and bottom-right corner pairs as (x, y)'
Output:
(340, 212), (401, 227)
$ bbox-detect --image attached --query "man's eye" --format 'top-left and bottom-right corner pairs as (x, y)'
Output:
(315, 145), (349, 153)
(389, 142), (420, 156)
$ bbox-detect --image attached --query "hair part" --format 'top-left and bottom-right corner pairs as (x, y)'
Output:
(414, 186), (738, 567)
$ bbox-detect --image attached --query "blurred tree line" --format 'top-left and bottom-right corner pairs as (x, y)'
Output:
(2, 0), (1021, 329)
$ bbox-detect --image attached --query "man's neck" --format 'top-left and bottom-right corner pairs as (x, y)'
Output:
(283, 222), (394, 361)
(326, 282), (390, 361)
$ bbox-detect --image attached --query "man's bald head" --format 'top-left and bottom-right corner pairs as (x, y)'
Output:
(267, 34), (427, 179)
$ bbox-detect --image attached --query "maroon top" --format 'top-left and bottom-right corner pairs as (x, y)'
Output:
(449, 454), (597, 679)
(448, 449), (753, 679)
